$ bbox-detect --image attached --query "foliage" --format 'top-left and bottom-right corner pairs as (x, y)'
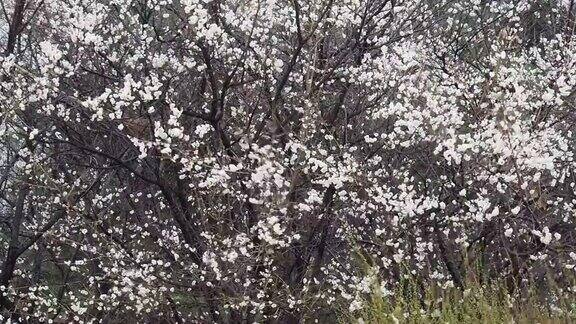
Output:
(343, 248), (576, 323)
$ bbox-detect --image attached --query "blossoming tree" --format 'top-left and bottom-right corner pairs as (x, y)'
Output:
(1, 0), (576, 322)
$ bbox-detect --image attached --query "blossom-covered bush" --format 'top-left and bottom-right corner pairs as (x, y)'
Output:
(1, 0), (576, 322)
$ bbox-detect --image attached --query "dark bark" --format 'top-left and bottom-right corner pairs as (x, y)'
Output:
(0, 185), (29, 312)
(4, 0), (26, 56)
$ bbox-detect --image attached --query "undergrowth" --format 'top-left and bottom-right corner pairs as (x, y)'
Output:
(338, 249), (576, 324)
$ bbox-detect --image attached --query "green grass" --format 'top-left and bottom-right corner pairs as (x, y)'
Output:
(343, 282), (575, 323)
(338, 249), (576, 323)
